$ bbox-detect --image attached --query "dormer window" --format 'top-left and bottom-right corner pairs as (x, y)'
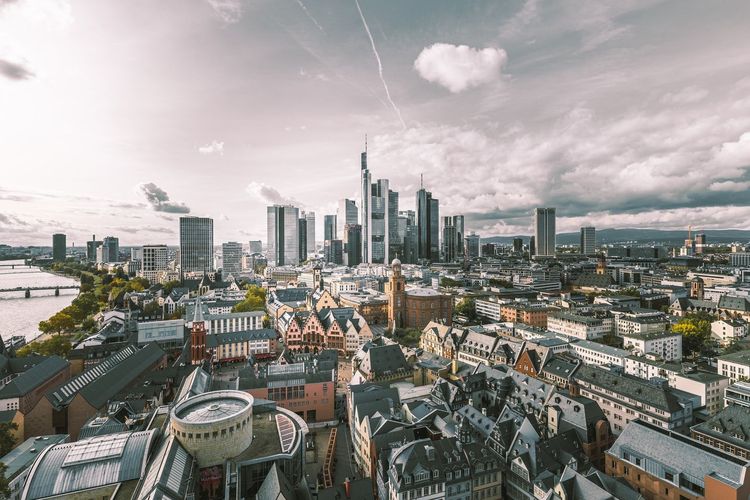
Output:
(433, 469), (439, 479)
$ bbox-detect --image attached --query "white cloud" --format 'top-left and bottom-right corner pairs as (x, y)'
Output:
(414, 43), (507, 93)
(709, 181), (750, 192)
(198, 140), (224, 155)
(205, 0), (242, 24)
(246, 182), (298, 206)
(661, 86), (709, 105)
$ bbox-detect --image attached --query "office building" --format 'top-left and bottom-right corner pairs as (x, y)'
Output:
(298, 217), (307, 262)
(52, 233), (66, 262)
(248, 240), (262, 254)
(324, 239), (343, 265)
(86, 235), (102, 262)
(388, 189), (401, 261)
(337, 198), (357, 240)
(695, 233), (706, 254)
(130, 247), (142, 262)
(465, 233), (480, 259)
(580, 226), (596, 255)
(534, 207), (556, 257)
(441, 215), (465, 262)
(359, 145), (395, 263)
(179, 216), (214, 273)
(360, 145), (371, 263)
(221, 241), (242, 276)
(100, 236), (119, 263)
(304, 211), (316, 254)
(267, 205), (300, 266)
(513, 237), (523, 253)
(140, 244), (168, 283)
(416, 181), (439, 262)
(529, 235), (536, 257)
(324, 214), (337, 241)
(344, 224), (362, 267)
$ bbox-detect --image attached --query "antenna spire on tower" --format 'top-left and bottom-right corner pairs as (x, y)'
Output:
(365, 133), (367, 153)
(420, 173), (424, 189)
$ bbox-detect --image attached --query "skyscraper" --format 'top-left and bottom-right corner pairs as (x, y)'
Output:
(360, 145), (371, 264)
(513, 238), (523, 253)
(86, 235), (102, 262)
(180, 216), (214, 274)
(324, 215), (337, 241)
(305, 211), (316, 254)
(417, 180), (440, 262)
(248, 240), (263, 254)
(344, 224), (362, 267)
(465, 233), (480, 259)
(101, 236), (119, 263)
(324, 239), (343, 265)
(298, 217), (307, 263)
(533, 208), (556, 258)
(388, 189), (401, 261)
(267, 205), (300, 266)
(140, 244), (168, 283)
(222, 242), (243, 276)
(52, 233), (66, 262)
(337, 199), (357, 240)
(370, 178), (390, 264)
(400, 210), (418, 264)
(580, 226), (596, 255)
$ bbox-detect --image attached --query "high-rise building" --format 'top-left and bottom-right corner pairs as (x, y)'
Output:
(513, 238), (524, 253)
(86, 235), (102, 262)
(131, 247), (143, 262)
(359, 143), (394, 264)
(140, 244), (168, 283)
(465, 233), (480, 259)
(324, 215), (337, 241)
(387, 189), (402, 261)
(298, 217), (307, 263)
(580, 226), (596, 255)
(222, 242), (243, 276)
(360, 146), (371, 264)
(337, 199), (357, 240)
(248, 240), (263, 254)
(52, 233), (66, 262)
(179, 216), (214, 273)
(442, 215), (465, 262)
(267, 205), (300, 266)
(417, 182), (440, 262)
(344, 224), (362, 267)
(305, 211), (316, 254)
(533, 208), (556, 258)
(695, 233), (706, 254)
(529, 236), (536, 258)
(100, 236), (119, 263)
(324, 239), (343, 265)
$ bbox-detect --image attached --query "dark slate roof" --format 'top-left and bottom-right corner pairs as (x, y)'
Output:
(272, 287), (312, 304)
(0, 356), (68, 398)
(256, 463), (296, 500)
(0, 409), (18, 424)
(47, 343), (165, 410)
(358, 344), (411, 378)
(719, 295), (750, 312)
(541, 357), (580, 381)
(205, 328), (276, 348)
(692, 405), (750, 451)
(719, 350), (750, 367)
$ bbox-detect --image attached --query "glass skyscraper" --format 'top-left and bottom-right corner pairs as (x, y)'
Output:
(222, 241), (243, 275)
(417, 185), (440, 262)
(266, 205), (299, 266)
(180, 216), (214, 274)
(534, 208), (556, 257)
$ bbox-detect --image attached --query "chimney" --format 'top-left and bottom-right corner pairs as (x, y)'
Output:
(344, 478), (351, 498)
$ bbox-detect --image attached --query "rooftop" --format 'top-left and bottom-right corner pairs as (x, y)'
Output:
(719, 350), (750, 366)
(172, 390), (252, 425)
(570, 339), (629, 358)
(0, 434), (69, 482)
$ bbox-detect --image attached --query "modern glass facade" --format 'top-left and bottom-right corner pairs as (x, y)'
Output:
(179, 216), (214, 273)
(267, 205), (300, 266)
(534, 208), (556, 257)
(337, 199), (357, 241)
(324, 215), (337, 241)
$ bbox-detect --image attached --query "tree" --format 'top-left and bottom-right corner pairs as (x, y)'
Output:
(488, 278), (513, 288)
(162, 280), (182, 296)
(0, 462), (9, 497)
(440, 277), (462, 288)
(16, 335), (72, 358)
(39, 311), (75, 335)
(455, 298), (477, 321)
(142, 300), (161, 317)
(672, 314), (712, 356)
(232, 285), (266, 313)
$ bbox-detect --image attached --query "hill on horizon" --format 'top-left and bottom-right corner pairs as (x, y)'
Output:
(482, 228), (750, 245)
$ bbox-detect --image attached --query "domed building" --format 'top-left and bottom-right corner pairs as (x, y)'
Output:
(385, 258), (453, 330)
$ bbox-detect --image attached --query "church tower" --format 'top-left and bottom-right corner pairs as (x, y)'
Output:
(191, 296), (207, 365)
(386, 257), (405, 330)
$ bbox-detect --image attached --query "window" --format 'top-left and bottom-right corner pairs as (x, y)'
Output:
(665, 471), (674, 482)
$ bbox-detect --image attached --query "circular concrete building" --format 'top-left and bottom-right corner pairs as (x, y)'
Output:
(171, 390), (254, 467)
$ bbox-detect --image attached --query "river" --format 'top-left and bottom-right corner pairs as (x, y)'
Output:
(0, 259), (80, 343)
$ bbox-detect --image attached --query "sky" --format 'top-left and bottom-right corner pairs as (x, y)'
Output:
(1, 0), (750, 246)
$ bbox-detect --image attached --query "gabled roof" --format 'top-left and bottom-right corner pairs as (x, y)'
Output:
(135, 435), (194, 500)
(0, 355), (68, 399)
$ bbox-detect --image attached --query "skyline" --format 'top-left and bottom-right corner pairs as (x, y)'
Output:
(2, 0), (750, 246)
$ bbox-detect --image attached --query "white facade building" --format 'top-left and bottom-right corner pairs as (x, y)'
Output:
(622, 332), (682, 361)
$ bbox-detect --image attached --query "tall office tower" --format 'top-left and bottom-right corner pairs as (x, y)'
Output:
(305, 211), (316, 254)
(86, 235), (102, 262)
(267, 205), (300, 266)
(324, 239), (343, 265)
(324, 215), (337, 241)
(131, 247), (143, 262)
(369, 178), (390, 264)
(248, 240), (263, 254)
(452, 215), (465, 261)
(140, 244), (168, 283)
(179, 216), (214, 273)
(52, 233), (66, 262)
(222, 242), (243, 276)
(529, 236), (536, 258)
(403, 225), (418, 264)
(417, 181), (440, 262)
(101, 236), (119, 263)
(513, 238), (523, 253)
(298, 217), (308, 262)
(360, 145), (371, 264)
(580, 226), (596, 256)
(344, 224), (362, 267)
(387, 189), (401, 261)
(533, 208), (556, 258)
(695, 233), (706, 254)
(465, 233), (480, 259)
(399, 210), (416, 226)
(337, 199), (358, 240)
(442, 217), (457, 262)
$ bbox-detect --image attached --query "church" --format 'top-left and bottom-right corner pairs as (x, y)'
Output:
(385, 257), (453, 331)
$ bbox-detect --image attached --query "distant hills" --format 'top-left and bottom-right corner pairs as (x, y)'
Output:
(483, 228), (750, 245)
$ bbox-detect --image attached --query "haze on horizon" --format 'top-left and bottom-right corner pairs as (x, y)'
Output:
(1, 0), (750, 246)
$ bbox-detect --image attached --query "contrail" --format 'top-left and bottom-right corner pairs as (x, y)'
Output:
(294, 0), (326, 34)
(354, 0), (406, 129)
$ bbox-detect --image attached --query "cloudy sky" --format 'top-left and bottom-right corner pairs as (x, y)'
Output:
(1, 0), (750, 246)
